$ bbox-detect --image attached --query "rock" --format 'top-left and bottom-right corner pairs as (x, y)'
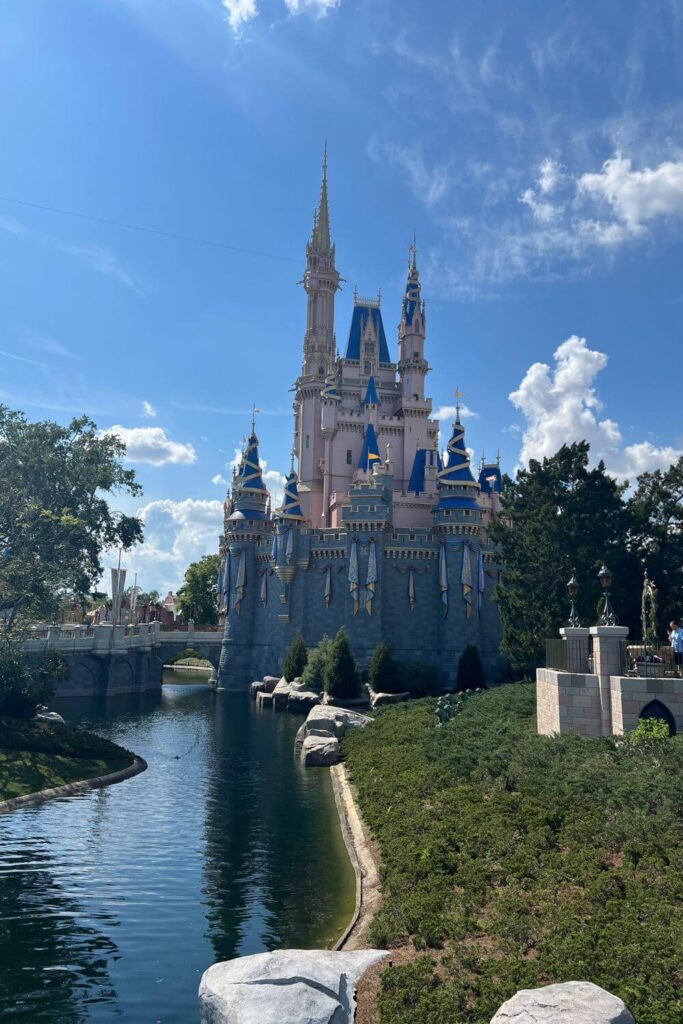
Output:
(490, 982), (635, 1024)
(199, 948), (389, 1024)
(262, 675), (279, 688)
(371, 691), (410, 708)
(272, 690), (289, 710)
(249, 681), (265, 700)
(256, 691), (274, 709)
(301, 735), (340, 766)
(305, 705), (372, 738)
(287, 689), (321, 713)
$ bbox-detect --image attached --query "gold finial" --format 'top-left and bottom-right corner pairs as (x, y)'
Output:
(290, 447), (296, 473)
(454, 387), (464, 421)
(322, 141), (328, 180)
(496, 448), (501, 466)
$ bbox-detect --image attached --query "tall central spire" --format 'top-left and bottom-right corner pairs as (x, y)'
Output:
(312, 143), (331, 253)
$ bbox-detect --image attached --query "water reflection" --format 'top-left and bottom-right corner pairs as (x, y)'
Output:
(0, 682), (355, 1022)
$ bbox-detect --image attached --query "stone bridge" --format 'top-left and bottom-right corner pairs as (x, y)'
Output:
(22, 622), (224, 699)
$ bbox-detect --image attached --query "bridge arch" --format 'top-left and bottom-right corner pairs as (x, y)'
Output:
(639, 699), (677, 736)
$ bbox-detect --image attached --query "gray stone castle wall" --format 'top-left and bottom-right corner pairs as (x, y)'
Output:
(218, 524), (504, 691)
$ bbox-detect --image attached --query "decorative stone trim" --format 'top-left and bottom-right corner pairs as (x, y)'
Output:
(0, 755), (147, 814)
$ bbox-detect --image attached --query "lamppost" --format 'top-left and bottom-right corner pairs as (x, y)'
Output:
(566, 569), (581, 627)
(597, 563), (618, 626)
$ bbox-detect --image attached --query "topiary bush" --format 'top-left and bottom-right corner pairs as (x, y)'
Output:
(323, 627), (360, 699)
(282, 631), (308, 682)
(399, 661), (440, 697)
(456, 644), (485, 692)
(368, 641), (402, 694)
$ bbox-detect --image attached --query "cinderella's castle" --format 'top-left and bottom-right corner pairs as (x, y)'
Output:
(216, 153), (504, 690)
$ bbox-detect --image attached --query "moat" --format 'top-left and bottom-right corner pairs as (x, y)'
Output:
(0, 678), (356, 1022)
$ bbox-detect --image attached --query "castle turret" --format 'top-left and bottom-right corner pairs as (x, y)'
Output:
(398, 243), (428, 403)
(276, 467), (306, 522)
(433, 401), (483, 535)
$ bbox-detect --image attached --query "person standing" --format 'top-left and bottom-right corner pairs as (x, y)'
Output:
(669, 620), (683, 677)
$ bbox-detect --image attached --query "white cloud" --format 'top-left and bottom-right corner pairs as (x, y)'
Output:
(141, 400), (157, 418)
(510, 335), (681, 480)
(104, 425), (197, 466)
(56, 243), (145, 295)
(368, 137), (452, 208)
(284, 0), (339, 14)
(222, 0), (258, 33)
(579, 154), (683, 233)
(212, 473), (228, 486)
(263, 468), (287, 509)
(124, 498), (224, 594)
(434, 403), (478, 422)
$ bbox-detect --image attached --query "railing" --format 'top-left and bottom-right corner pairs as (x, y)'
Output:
(545, 638), (591, 673)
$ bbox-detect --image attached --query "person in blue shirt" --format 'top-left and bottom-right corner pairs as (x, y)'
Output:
(669, 620), (683, 676)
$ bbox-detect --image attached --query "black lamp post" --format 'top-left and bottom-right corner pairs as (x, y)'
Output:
(597, 563), (618, 626)
(566, 569), (581, 627)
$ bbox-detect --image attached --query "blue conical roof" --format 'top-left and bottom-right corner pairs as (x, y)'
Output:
(363, 375), (379, 406)
(277, 470), (305, 521)
(402, 252), (422, 327)
(235, 434), (267, 492)
(358, 423), (382, 472)
(438, 418), (477, 487)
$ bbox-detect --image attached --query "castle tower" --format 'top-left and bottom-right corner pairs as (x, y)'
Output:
(302, 145), (340, 379)
(295, 148), (342, 526)
(398, 242), (427, 404)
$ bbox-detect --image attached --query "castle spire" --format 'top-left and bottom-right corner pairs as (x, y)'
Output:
(311, 143), (332, 254)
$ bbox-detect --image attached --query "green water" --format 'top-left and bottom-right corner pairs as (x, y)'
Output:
(0, 681), (356, 1022)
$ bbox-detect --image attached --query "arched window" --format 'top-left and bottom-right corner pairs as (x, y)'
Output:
(639, 700), (677, 736)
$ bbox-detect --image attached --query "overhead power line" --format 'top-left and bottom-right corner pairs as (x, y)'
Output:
(0, 194), (300, 264)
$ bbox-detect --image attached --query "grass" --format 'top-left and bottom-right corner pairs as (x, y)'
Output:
(342, 683), (683, 1024)
(0, 717), (135, 802)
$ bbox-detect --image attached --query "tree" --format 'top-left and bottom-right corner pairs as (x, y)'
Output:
(0, 407), (143, 630)
(301, 637), (333, 691)
(323, 627), (360, 699)
(456, 644), (485, 691)
(176, 554), (221, 627)
(368, 641), (400, 694)
(282, 631), (308, 681)
(0, 639), (68, 718)
(490, 442), (640, 676)
(628, 456), (683, 633)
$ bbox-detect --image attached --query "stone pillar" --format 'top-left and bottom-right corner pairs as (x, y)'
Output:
(559, 627), (590, 673)
(92, 624), (113, 656)
(590, 625), (629, 736)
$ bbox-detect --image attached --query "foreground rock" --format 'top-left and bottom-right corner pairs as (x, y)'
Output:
(249, 676), (278, 700)
(295, 705), (372, 765)
(199, 948), (389, 1024)
(490, 982), (634, 1024)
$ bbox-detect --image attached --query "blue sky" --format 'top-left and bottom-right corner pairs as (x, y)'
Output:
(1, 0), (682, 593)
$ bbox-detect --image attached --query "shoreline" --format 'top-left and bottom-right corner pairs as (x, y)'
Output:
(330, 761), (382, 952)
(0, 755), (148, 814)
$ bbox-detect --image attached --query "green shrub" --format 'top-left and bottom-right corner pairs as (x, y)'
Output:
(0, 646), (67, 719)
(282, 631), (308, 682)
(400, 661), (439, 697)
(368, 641), (401, 693)
(170, 647), (202, 664)
(626, 716), (671, 742)
(456, 643), (485, 691)
(323, 627), (360, 699)
(342, 684), (683, 1024)
(301, 636), (332, 691)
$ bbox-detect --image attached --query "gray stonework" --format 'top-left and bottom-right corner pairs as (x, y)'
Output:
(217, 518), (505, 691)
(490, 982), (634, 1024)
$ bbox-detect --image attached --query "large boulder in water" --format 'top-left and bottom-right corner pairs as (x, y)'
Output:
(490, 982), (634, 1024)
(301, 735), (340, 767)
(199, 948), (389, 1024)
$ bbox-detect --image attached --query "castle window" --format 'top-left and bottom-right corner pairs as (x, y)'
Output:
(413, 351), (418, 358)
(306, 434), (310, 448)
(346, 449), (352, 464)
(413, 394), (419, 401)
